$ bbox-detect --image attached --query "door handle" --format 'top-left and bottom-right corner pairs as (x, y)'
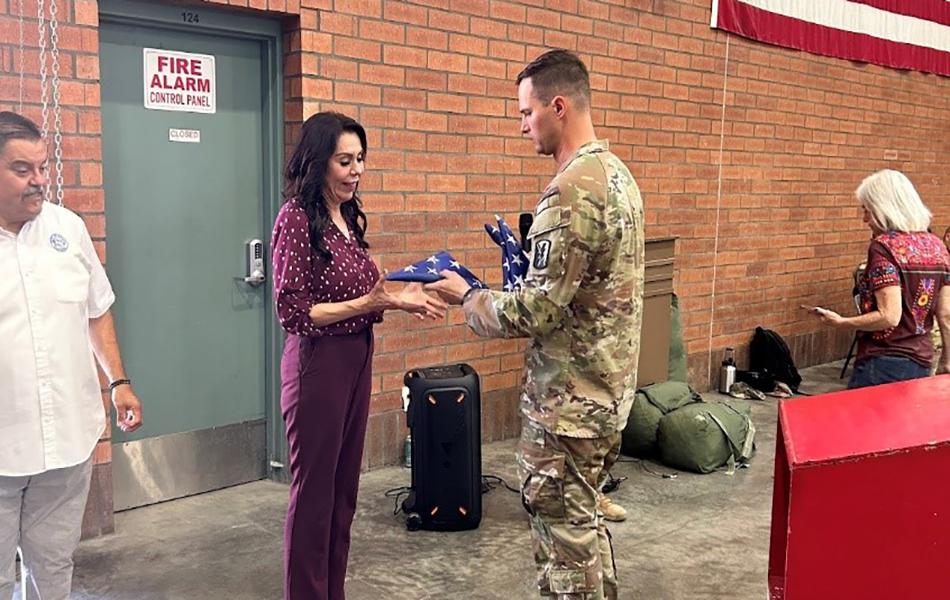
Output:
(243, 270), (266, 286)
(238, 239), (266, 287)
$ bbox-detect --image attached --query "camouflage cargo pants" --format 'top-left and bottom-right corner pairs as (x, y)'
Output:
(518, 417), (622, 599)
(598, 436), (622, 493)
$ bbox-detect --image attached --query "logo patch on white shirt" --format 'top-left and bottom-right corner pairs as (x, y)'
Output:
(49, 233), (69, 252)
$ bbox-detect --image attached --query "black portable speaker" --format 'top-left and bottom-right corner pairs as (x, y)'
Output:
(401, 364), (482, 531)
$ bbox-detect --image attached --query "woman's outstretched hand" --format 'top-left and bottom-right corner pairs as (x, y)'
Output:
(394, 282), (448, 320)
(367, 272), (447, 320)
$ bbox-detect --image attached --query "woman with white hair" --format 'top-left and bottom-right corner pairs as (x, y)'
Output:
(808, 169), (950, 389)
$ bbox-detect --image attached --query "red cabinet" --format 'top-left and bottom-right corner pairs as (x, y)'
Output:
(769, 375), (950, 599)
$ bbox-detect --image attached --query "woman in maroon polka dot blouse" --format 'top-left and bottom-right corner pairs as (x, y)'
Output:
(271, 112), (445, 600)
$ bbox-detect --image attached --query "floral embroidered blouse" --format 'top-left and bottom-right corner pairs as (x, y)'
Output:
(857, 231), (950, 368)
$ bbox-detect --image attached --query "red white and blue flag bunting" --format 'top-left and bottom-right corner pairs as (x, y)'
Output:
(711, 0), (950, 78)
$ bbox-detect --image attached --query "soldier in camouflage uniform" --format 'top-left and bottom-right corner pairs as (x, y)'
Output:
(426, 50), (644, 600)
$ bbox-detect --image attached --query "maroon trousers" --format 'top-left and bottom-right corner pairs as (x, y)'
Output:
(280, 330), (374, 600)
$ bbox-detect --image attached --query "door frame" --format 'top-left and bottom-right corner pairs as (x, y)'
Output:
(99, 0), (288, 485)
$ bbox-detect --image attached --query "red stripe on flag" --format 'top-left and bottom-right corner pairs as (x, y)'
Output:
(717, 0), (950, 78)
(846, 0), (950, 29)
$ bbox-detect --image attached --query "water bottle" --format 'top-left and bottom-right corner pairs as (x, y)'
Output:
(404, 434), (412, 469)
(719, 347), (737, 394)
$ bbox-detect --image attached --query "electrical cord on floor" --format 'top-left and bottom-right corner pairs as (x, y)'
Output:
(617, 457), (678, 480)
(638, 461), (679, 480)
(601, 470), (628, 494)
(384, 486), (412, 516)
(481, 474), (519, 494)
(385, 474), (518, 518)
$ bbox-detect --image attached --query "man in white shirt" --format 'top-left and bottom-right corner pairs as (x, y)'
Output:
(0, 111), (143, 599)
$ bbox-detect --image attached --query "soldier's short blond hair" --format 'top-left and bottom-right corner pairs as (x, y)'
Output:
(857, 169), (932, 233)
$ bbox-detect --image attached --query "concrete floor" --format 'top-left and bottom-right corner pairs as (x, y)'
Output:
(60, 361), (848, 600)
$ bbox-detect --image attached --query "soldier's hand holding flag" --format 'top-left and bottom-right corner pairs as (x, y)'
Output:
(485, 215), (529, 291)
(426, 215), (531, 304)
(388, 250), (486, 306)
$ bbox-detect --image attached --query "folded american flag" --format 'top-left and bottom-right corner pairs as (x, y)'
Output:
(485, 215), (529, 291)
(386, 251), (487, 289)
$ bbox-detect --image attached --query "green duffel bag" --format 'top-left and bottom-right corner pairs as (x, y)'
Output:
(657, 401), (756, 474)
(668, 293), (688, 383)
(621, 381), (701, 458)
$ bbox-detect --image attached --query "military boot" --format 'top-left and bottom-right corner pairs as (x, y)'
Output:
(598, 493), (627, 522)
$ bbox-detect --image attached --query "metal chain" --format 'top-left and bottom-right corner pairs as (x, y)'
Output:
(18, 0), (25, 112)
(49, 0), (64, 205)
(36, 0), (50, 202)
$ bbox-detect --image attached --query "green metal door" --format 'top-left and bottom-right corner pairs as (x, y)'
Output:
(100, 3), (282, 510)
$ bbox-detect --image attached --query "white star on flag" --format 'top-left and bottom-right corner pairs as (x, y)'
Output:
(484, 215), (530, 292)
(385, 251), (487, 289)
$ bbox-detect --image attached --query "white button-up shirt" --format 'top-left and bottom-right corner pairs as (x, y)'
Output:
(0, 202), (115, 476)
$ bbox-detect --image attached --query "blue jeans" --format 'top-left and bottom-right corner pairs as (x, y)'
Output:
(847, 355), (930, 390)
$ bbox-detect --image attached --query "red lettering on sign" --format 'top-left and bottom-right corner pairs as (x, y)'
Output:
(150, 72), (212, 94)
(147, 53), (213, 109)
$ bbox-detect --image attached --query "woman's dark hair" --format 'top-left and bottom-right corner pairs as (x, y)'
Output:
(283, 112), (369, 261)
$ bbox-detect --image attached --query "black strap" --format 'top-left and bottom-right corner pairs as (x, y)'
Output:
(109, 378), (131, 391)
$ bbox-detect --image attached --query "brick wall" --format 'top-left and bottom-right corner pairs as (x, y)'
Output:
(272, 0), (950, 457)
(2, 0), (949, 530)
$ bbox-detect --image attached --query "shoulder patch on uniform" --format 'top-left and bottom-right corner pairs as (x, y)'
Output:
(533, 239), (552, 269)
(535, 185), (560, 214)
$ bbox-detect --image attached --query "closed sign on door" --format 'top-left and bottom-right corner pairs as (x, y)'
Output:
(144, 48), (216, 114)
(169, 128), (201, 143)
